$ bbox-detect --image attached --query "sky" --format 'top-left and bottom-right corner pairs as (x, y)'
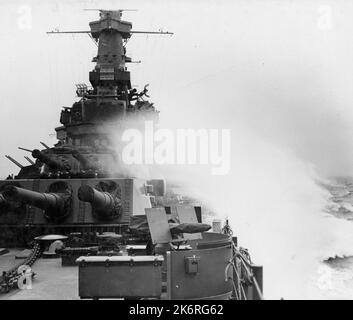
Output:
(0, 0), (353, 177)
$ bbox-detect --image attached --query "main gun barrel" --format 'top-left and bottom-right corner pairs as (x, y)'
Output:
(32, 149), (71, 172)
(3, 186), (65, 211)
(78, 185), (115, 210)
(78, 185), (122, 220)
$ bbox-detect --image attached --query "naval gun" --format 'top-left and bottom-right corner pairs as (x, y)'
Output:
(3, 181), (72, 223)
(32, 149), (71, 172)
(78, 185), (122, 220)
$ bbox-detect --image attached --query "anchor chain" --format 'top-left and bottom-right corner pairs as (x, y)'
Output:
(0, 242), (43, 293)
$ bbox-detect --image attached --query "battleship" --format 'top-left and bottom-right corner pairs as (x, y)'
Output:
(0, 9), (263, 300)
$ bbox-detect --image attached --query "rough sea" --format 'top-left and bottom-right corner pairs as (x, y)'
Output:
(318, 177), (353, 299)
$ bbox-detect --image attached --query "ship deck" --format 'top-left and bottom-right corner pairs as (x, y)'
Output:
(0, 249), (79, 300)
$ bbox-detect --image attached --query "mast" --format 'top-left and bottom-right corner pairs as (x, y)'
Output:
(50, 10), (172, 149)
(89, 10), (132, 104)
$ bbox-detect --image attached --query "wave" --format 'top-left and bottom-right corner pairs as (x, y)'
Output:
(326, 200), (353, 214)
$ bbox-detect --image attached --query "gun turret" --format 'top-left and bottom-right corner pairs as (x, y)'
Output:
(32, 149), (71, 172)
(3, 183), (72, 222)
(78, 185), (122, 220)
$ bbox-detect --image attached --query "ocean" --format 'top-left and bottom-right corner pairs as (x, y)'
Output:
(315, 177), (353, 299)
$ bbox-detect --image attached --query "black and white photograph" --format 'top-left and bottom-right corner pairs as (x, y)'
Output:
(0, 0), (352, 303)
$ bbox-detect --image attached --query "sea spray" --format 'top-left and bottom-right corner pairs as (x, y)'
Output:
(107, 110), (353, 299)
